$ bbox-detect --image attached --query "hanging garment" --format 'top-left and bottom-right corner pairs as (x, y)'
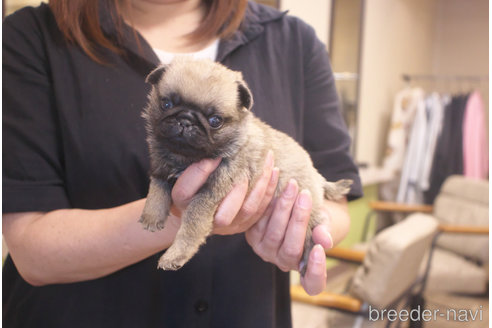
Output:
(380, 88), (424, 205)
(382, 87), (425, 174)
(462, 91), (488, 179)
(419, 93), (448, 191)
(396, 90), (427, 203)
(424, 94), (468, 204)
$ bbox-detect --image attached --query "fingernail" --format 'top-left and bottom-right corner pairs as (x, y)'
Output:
(312, 244), (325, 264)
(316, 225), (334, 249)
(283, 179), (298, 198)
(198, 158), (221, 171)
(297, 189), (311, 209)
(270, 167), (279, 184)
(264, 150), (274, 169)
(325, 231), (334, 249)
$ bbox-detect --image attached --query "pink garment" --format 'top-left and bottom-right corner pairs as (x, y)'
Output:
(462, 91), (488, 179)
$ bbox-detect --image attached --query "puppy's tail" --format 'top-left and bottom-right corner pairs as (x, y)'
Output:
(323, 179), (353, 201)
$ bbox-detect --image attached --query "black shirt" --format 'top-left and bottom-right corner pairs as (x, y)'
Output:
(3, 2), (362, 327)
(424, 94), (467, 204)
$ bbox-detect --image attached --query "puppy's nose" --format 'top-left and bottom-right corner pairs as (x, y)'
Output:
(177, 111), (196, 127)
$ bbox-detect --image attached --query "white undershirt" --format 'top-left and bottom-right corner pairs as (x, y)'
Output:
(153, 39), (219, 64)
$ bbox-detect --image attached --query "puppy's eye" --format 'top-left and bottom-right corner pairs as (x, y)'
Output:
(162, 98), (173, 110)
(208, 115), (223, 129)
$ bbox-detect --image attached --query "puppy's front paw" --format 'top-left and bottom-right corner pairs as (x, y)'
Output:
(139, 214), (165, 232)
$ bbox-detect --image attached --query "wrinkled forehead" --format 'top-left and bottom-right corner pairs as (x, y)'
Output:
(158, 60), (240, 110)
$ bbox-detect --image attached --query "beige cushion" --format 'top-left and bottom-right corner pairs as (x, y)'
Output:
(434, 175), (489, 263)
(426, 248), (488, 294)
(437, 175), (488, 205)
(349, 213), (438, 308)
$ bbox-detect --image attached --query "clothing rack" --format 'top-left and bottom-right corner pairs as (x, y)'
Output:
(402, 74), (488, 83)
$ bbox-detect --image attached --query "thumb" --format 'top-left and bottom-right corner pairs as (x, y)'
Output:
(172, 158), (221, 209)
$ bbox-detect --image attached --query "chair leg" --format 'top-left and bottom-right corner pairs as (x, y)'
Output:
(409, 294), (426, 328)
(361, 211), (377, 242)
(353, 315), (365, 328)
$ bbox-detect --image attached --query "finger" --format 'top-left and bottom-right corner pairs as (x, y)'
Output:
(300, 244), (327, 295)
(236, 150), (274, 222)
(258, 179), (298, 260)
(214, 178), (249, 229)
(245, 197), (276, 250)
(253, 167), (279, 219)
(312, 224), (334, 250)
(240, 167), (279, 232)
(172, 158), (221, 209)
(277, 189), (312, 269)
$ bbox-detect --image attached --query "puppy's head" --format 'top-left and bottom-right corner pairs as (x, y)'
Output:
(143, 57), (253, 160)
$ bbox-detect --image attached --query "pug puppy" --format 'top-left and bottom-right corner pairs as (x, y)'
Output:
(140, 57), (352, 275)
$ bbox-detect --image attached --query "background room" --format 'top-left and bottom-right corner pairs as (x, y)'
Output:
(278, 0), (489, 327)
(3, 0), (489, 327)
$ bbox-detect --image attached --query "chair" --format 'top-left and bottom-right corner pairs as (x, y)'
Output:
(291, 214), (439, 328)
(368, 175), (489, 296)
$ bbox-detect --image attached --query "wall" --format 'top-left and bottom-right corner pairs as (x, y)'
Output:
(280, 0), (332, 47)
(5, 0), (44, 15)
(356, 0), (438, 166)
(433, 0), (488, 77)
(356, 0), (489, 166)
(330, 0), (362, 74)
(432, 0), (489, 119)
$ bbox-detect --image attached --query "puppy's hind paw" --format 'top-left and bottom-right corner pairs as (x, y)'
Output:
(157, 253), (188, 271)
(139, 214), (165, 232)
(335, 179), (353, 194)
(323, 179), (353, 200)
(298, 259), (308, 277)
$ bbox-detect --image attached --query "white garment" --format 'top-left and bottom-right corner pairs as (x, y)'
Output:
(380, 87), (424, 204)
(397, 91), (449, 203)
(153, 39), (219, 64)
(382, 87), (425, 174)
(419, 93), (448, 191)
(396, 89), (426, 203)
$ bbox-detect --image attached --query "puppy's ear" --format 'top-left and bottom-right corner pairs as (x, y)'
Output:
(146, 65), (167, 85)
(237, 81), (253, 111)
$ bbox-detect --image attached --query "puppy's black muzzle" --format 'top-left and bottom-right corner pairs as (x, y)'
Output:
(176, 110), (197, 128)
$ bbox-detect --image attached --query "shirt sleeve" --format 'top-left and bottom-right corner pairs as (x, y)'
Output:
(3, 8), (71, 213)
(299, 21), (363, 200)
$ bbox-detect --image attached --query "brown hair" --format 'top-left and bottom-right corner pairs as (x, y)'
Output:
(49, 0), (248, 64)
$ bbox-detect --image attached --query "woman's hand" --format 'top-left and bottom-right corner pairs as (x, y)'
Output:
(170, 154), (350, 296)
(245, 183), (344, 296)
(213, 150), (279, 235)
(170, 151), (279, 234)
